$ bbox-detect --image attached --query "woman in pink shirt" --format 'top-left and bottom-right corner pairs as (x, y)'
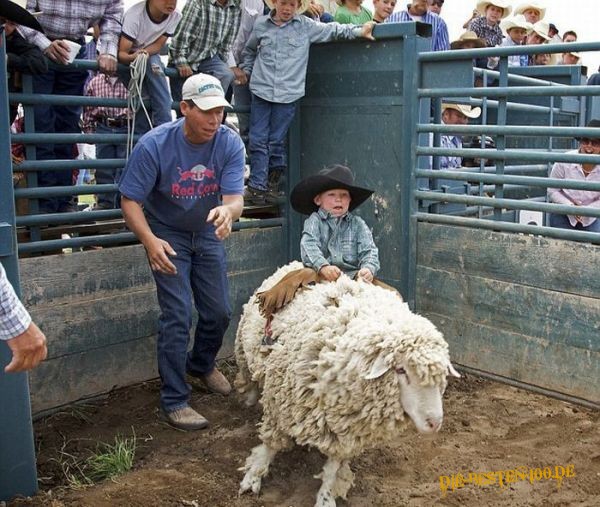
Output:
(547, 119), (600, 232)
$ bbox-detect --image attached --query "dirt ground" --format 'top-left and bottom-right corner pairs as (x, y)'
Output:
(9, 368), (600, 507)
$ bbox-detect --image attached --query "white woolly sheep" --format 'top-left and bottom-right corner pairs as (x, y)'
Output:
(235, 261), (460, 507)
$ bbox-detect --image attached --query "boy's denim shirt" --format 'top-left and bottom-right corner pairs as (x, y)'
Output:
(300, 208), (380, 278)
(240, 12), (362, 104)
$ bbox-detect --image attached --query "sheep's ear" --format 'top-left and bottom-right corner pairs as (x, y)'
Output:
(448, 362), (461, 378)
(364, 354), (390, 380)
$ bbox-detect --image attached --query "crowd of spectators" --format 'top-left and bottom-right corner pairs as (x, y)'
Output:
(3, 0), (597, 227)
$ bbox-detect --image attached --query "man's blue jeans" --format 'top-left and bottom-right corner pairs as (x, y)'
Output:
(95, 123), (128, 208)
(248, 94), (297, 191)
(549, 213), (600, 232)
(148, 220), (232, 412)
(32, 45), (88, 212)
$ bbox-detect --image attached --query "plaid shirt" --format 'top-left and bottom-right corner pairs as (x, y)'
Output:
(82, 74), (129, 132)
(468, 16), (503, 47)
(301, 208), (380, 277)
(0, 264), (32, 341)
(169, 0), (241, 68)
(386, 9), (449, 51)
(19, 0), (123, 57)
(440, 133), (462, 169)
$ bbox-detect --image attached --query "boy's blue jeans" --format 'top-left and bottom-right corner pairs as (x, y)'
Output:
(95, 122), (127, 208)
(148, 220), (232, 413)
(248, 94), (297, 191)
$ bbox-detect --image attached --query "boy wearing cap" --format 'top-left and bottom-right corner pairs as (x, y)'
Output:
(468, 0), (512, 48)
(240, 0), (375, 206)
(437, 103), (481, 169)
(514, 2), (545, 24)
(500, 15), (531, 66)
(119, 73), (245, 431)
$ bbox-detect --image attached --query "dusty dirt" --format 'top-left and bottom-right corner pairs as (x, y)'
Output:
(9, 368), (600, 507)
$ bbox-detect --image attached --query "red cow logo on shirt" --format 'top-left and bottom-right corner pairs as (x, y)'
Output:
(172, 164), (219, 198)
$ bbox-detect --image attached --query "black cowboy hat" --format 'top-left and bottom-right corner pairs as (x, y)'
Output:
(0, 0), (44, 32)
(290, 164), (374, 215)
(575, 119), (600, 140)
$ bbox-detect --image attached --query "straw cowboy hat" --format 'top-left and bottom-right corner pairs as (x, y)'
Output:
(0, 0), (43, 32)
(476, 0), (512, 19)
(514, 2), (546, 20)
(529, 20), (552, 41)
(266, 0), (311, 12)
(290, 165), (374, 215)
(442, 103), (482, 119)
(500, 14), (532, 34)
(450, 31), (486, 50)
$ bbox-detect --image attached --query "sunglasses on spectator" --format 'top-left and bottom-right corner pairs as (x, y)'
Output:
(579, 138), (600, 147)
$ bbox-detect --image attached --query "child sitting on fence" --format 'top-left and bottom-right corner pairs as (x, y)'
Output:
(118, 0), (181, 129)
(258, 165), (392, 340)
(240, 0), (375, 206)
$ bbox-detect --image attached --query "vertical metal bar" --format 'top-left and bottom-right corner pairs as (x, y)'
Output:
(286, 106), (301, 263)
(429, 97), (441, 215)
(478, 74), (489, 219)
(0, 28), (39, 502)
(493, 57), (508, 221)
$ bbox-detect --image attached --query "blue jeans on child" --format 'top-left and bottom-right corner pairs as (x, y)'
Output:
(549, 213), (600, 232)
(248, 94), (297, 191)
(95, 123), (128, 209)
(148, 219), (232, 413)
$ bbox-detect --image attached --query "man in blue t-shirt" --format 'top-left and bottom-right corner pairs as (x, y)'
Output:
(119, 74), (245, 431)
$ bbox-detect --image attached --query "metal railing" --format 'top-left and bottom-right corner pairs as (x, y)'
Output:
(416, 41), (600, 244)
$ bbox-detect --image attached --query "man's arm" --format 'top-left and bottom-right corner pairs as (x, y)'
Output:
(96, 0), (123, 73)
(207, 195), (244, 240)
(121, 197), (178, 275)
(0, 264), (47, 372)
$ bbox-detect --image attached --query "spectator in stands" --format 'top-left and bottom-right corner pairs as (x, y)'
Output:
(548, 23), (560, 42)
(18, 0), (123, 214)
(587, 67), (600, 86)
(427, 0), (443, 15)
(118, 0), (181, 128)
(305, 0), (334, 22)
(437, 103), (481, 169)
(561, 51), (581, 66)
(450, 31), (488, 73)
(372, 0), (395, 23)
(548, 119), (600, 233)
(387, 0), (449, 51)
(562, 30), (577, 43)
(230, 0), (265, 144)
(334, 0), (372, 24)
(500, 15), (531, 67)
(82, 74), (129, 210)
(532, 52), (550, 65)
(241, 0), (375, 206)
(168, 0), (241, 105)
(468, 0), (512, 48)
(317, 0), (338, 16)
(513, 2), (544, 24)
(119, 74), (245, 431)
(4, 19), (47, 123)
(522, 20), (551, 66)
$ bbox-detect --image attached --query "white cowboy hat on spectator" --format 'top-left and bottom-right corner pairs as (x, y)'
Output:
(442, 103), (482, 119)
(476, 0), (512, 19)
(529, 20), (552, 41)
(182, 74), (232, 111)
(266, 0), (311, 12)
(450, 31), (486, 50)
(500, 14), (532, 34)
(514, 2), (546, 20)
(0, 0), (43, 32)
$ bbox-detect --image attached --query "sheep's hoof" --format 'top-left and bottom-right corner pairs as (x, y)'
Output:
(239, 473), (262, 495)
(315, 490), (336, 507)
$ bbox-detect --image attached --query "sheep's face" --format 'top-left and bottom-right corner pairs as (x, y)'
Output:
(396, 365), (445, 434)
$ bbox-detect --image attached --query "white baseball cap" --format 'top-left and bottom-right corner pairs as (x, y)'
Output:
(182, 73), (232, 111)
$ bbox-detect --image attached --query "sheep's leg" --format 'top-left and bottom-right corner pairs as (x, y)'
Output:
(239, 443), (277, 495)
(315, 458), (353, 507)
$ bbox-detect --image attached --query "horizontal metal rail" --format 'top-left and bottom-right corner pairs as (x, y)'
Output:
(415, 190), (600, 219)
(417, 147), (600, 164)
(14, 184), (116, 198)
(419, 124), (600, 138)
(418, 41), (600, 61)
(472, 68), (560, 87)
(13, 133), (137, 144)
(420, 85), (600, 99)
(416, 169), (600, 191)
(16, 209), (122, 227)
(415, 213), (600, 244)
(15, 158), (125, 171)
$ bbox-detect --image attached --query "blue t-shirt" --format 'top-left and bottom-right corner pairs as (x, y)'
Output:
(119, 119), (245, 232)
